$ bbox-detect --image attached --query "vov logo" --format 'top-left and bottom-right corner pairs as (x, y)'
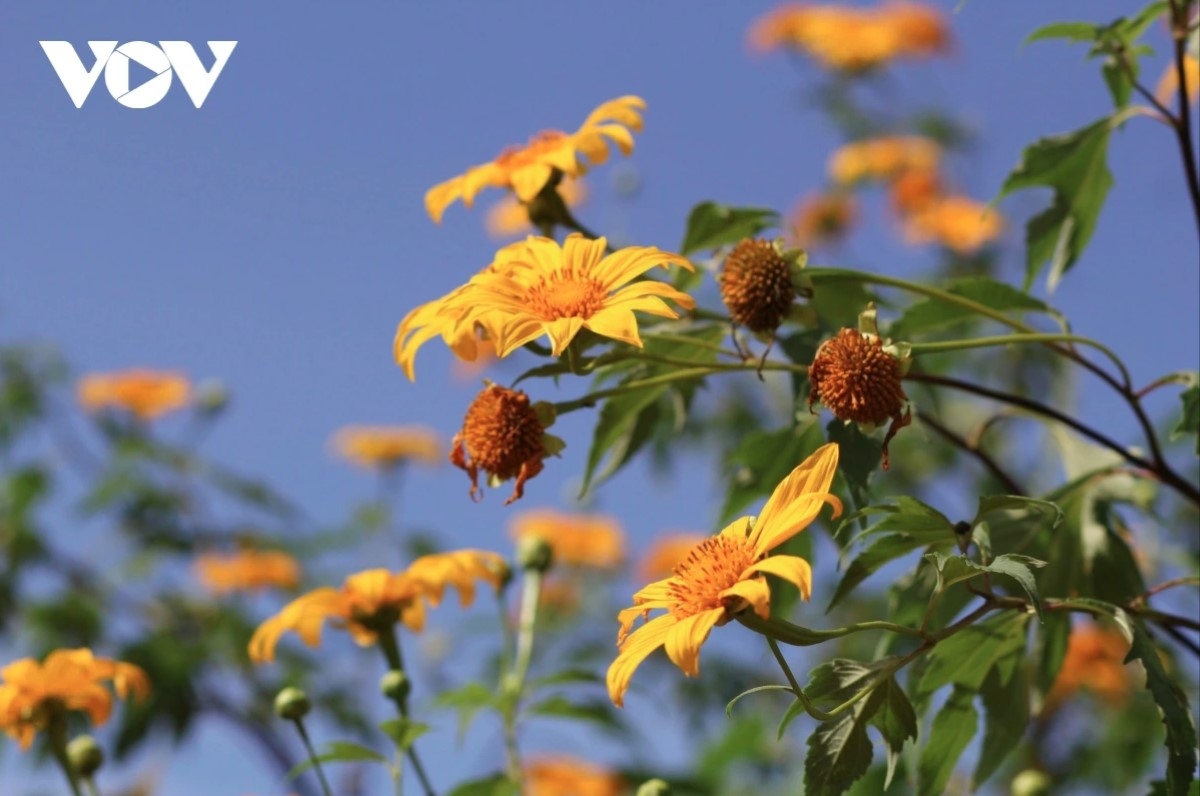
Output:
(40, 41), (237, 108)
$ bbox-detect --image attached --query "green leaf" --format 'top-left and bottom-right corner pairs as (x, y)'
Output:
(287, 741), (388, 780)
(804, 709), (878, 796)
(448, 773), (519, 796)
(1171, 379), (1199, 456)
(916, 613), (1030, 696)
(1126, 619), (1199, 795)
(868, 676), (919, 789)
(829, 534), (928, 612)
(636, 779), (672, 796)
(891, 277), (1066, 338)
(998, 116), (1115, 291)
(433, 682), (496, 741)
(918, 686), (978, 796)
(719, 420), (825, 524)
(825, 420), (881, 508)
(1024, 21), (1098, 45)
(973, 646), (1031, 788)
(378, 718), (430, 750)
(973, 495), (1064, 529)
(525, 695), (623, 733)
(986, 554), (1047, 618)
(1034, 611), (1072, 698)
(680, 201), (778, 256)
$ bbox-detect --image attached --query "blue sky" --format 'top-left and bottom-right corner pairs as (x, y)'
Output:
(2, 1), (1198, 794)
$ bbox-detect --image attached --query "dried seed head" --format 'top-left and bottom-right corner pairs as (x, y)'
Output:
(451, 383), (546, 504)
(719, 239), (796, 335)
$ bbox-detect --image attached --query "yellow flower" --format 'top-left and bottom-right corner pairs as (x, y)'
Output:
(459, 234), (695, 358)
(195, 549), (301, 595)
(788, 191), (858, 250)
(636, 533), (708, 582)
(510, 509), (626, 569)
(393, 275), (500, 382)
(485, 177), (588, 239)
(1154, 53), (1200, 107)
(332, 425), (443, 469)
(607, 444), (841, 707)
(901, 195), (1004, 254)
(77, 369), (190, 421)
(880, 1), (951, 58)
(829, 136), (940, 185)
(1045, 623), (1133, 710)
(425, 97), (644, 223)
(0, 649), (150, 749)
(887, 168), (942, 216)
(524, 755), (625, 796)
(247, 551), (508, 664)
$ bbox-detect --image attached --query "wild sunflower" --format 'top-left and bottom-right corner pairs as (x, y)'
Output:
(0, 649), (150, 749)
(900, 194), (1004, 254)
(458, 233), (695, 358)
(425, 96), (644, 223)
(332, 425), (443, 469)
(607, 444), (841, 707)
(195, 548), (300, 594)
(510, 509), (626, 569)
(77, 369), (191, 421)
(248, 550), (508, 664)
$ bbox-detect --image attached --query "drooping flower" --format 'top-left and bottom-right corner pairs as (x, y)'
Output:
(457, 234), (695, 358)
(450, 383), (562, 505)
(486, 177), (588, 239)
(77, 369), (190, 421)
(901, 195), (1004, 254)
(425, 97), (644, 223)
(636, 533), (708, 582)
(807, 311), (912, 468)
(828, 136), (940, 186)
(510, 509), (626, 569)
(332, 425), (443, 469)
(0, 649), (150, 749)
(607, 444), (841, 707)
(247, 551), (508, 664)
(1045, 623), (1133, 710)
(195, 549), (300, 595)
(524, 755), (626, 796)
(788, 191), (858, 250)
(719, 239), (797, 336)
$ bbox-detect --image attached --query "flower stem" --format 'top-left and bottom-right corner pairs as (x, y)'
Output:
(377, 628), (438, 796)
(908, 333), (1120, 357)
(81, 777), (102, 796)
(740, 613), (924, 647)
(290, 718), (334, 796)
(47, 718), (83, 796)
(501, 569), (543, 786)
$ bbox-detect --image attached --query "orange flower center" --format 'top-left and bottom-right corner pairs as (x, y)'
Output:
(667, 535), (757, 620)
(496, 130), (568, 169)
(526, 271), (606, 320)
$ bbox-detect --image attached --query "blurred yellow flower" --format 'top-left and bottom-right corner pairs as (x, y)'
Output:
(458, 233), (695, 358)
(248, 551), (508, 664)
(1154, 54), (1200, 107)
(0, 649), (150, 749)
(887, 167), (942, 215)
(195, 549), (300, 595)
(788, 191), (858, 249)
(635, 533), (708, 582)
(332, 425), (443, 469)
(510, 509), (626, 569)
(524, 755), (625, 796)
(1045, 623), (1133, 709)
(901, 194), (1004, 253)
(485, 177), (588, 239)
(829, 136), (940, 185)
(749, 2), (948, 72)
(77, 369), (190, 421)
(425, 97), (644, 223)
(607, 444), (841, 707)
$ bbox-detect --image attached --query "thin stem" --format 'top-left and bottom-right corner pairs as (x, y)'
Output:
(502, 570), (543, 785)
(291, 719), (335, 796)
(919, 413), (1026, 495)
(377, 628), (437, 796)
(47, 719), (83, 796)
(1169, 0), (1200, 236)
(907, 372), (1200, 505)
(1134, 576), (1200, 605)
(739, 613), (925, 647)
(81, 778), (101, 796)
(641, 331), (744, 358)
(908, 333), (1122, 358)
(553, 367), (718, 414)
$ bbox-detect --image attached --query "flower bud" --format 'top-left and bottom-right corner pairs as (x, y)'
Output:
(274, 687), (311, 721)
(516, 536), (554, 573)
(67, 735), (104, 777)
(380, 670), (410, 702)
(1010, 769), (1052, 796)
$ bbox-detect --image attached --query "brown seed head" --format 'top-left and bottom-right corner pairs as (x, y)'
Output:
(720, 239), (795, 335)
(808, 328), (907, 426)
(451, 384), (546, 504)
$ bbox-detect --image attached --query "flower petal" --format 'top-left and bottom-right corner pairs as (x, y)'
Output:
(746, 555), (813, 602)
(663, 609), (723, 677)
(607, 613), (675, 707)
(750, 443), (841, 553)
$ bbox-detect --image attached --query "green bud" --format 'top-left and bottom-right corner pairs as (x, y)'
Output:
(194, 379), (230, 416)
(515, 535), (554, 573)
(380, 670), (410, 701)
(636, 779), (671, 796)
(274, 687), (311, 721)
(1010, 769), (1052, 796)
(67, 734), (104, 777)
